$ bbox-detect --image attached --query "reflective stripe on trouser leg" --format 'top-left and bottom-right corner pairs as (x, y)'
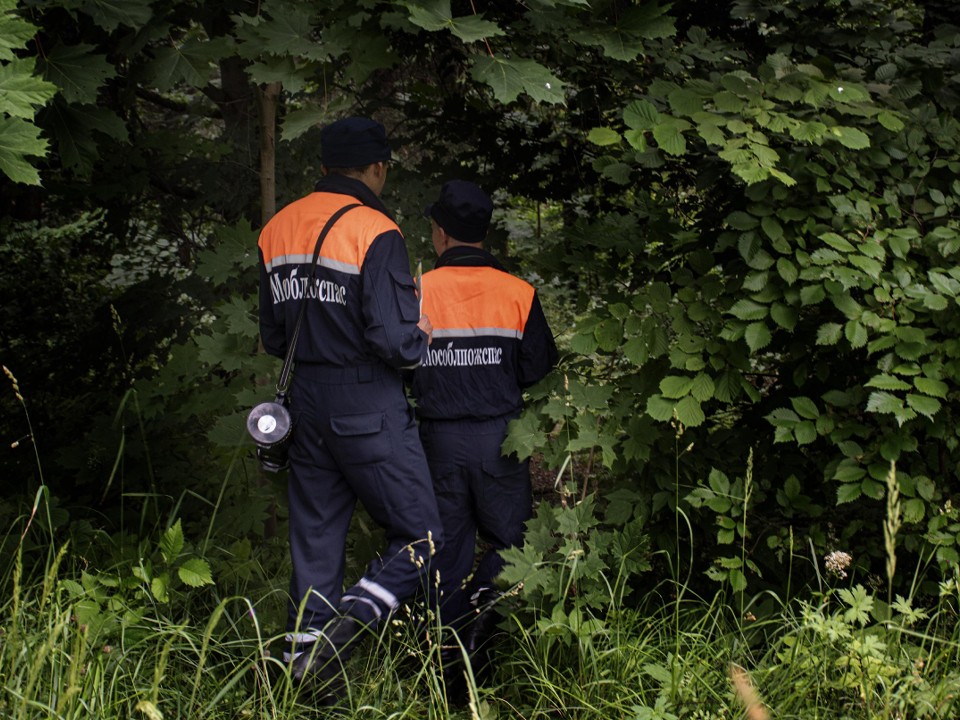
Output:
(340, 578), (399, 624)
(357, 577), (399, 610)
(282, 630), (323, 663)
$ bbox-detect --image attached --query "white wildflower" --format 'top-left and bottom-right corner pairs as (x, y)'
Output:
(825, 550), (853, 579)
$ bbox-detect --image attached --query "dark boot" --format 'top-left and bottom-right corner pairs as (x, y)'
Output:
(439, 644), (468, 708)
(290, 615), (363, 693)
(463, 588), (501, 685)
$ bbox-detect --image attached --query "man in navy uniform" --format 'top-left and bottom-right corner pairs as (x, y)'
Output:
(258, 117), (443, 687)
(411, 180), (558, 692)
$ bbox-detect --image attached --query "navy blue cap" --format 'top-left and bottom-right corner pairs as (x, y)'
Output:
(424, 180), (493, 244)
(320, 116), (391, 168)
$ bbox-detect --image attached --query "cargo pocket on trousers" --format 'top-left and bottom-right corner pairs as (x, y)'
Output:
(330, 411), (390, 465)
(389, 269), (421, 323)
(429, 461), (464, 494)
(481, 453), (525, 483)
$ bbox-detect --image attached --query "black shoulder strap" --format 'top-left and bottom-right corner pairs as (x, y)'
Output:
(276, 203), (362, 396)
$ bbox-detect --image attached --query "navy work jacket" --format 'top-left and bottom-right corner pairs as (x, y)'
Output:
(411, 246), (558, 420)
(258, 175), (427, 370)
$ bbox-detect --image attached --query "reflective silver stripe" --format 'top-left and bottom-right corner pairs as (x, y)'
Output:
(358, 577), (399, 611)
(264, 255), (360, 275)
(341, 594), (382, 619)
(264, 254), (312, 272)
(433, 327), (523, 340)
(320, 257), (360, 275)
(285, 630), (322, 644)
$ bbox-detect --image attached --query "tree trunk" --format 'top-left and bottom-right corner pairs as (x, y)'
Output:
(257, 81), (282, 539)
(258, 82), (281, 226)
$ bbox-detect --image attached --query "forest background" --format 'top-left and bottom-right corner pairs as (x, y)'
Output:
(2, 0), (960, 717)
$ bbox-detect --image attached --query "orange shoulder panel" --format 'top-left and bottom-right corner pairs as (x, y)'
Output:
(258, 193), (400, 271)
(421, 267), (535, 335)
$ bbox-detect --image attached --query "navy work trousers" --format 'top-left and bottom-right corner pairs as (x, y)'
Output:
(285, 363), (442, 644)
(419, 416), (532, 630)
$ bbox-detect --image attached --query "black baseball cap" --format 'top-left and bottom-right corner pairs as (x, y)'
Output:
(320, 116), (391, 168)
(424, 180), (493, 244)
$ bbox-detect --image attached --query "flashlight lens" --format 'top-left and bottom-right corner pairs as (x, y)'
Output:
(258, 415), (277, 434)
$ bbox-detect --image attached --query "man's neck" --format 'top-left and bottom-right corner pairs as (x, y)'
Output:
(445, 240), (483, 251)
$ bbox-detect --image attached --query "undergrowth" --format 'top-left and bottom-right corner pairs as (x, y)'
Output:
(3, 366), (959, 718)
(3, 512), (960, 719)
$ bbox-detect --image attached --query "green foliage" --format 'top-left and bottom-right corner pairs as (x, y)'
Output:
(40, 43), (115, 104)
(2, 0), (960, 650)
(500, 484), (652, 645)
(686, 461), (760, 593)
(501, 0), (960, 600)
(0, 213), (124, 495)
(0, 0), (56, 183)
(3, 497), (960, 719)
(63, 518), (214, 644)
(496, 530), (960, 719)
(406, 0), (505, 43)
(768, 584), (960, 718)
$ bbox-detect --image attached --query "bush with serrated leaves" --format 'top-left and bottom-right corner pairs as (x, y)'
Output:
(503, 0), (960, 601)
(499, 485), (653, 644)
(59, 519), (215, 650)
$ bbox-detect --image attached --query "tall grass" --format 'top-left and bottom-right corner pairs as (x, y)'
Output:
(0, 548), (468, 720)
(4, 518), (960, 718)
(3, 370), (960, 718)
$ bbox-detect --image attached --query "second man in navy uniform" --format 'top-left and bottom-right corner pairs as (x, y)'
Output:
(411, 180), (558, 691)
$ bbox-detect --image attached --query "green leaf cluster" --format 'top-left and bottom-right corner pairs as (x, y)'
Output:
(62, 519), (214, 647)
(500, 486), (652, 642)
(0, 0), (56, 183)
